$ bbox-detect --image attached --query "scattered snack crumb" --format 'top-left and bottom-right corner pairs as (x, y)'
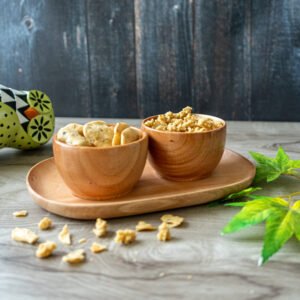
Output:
(157, 222), (171, 242)
(160, 214), (184, 228)
(36, 241), (57, 258)
(136, 221), (156, 232)
(11, 228), (39, 244)
(93, 218), (107, 237)
(114, 229), (136, 245)
(78, 238), (87, 244)
(38, 217), (52, 230)
(13, 210), (28, 217)
(62, 249), (85, 264)
(144, 106), (224, 132)
(58, 224), (72, 245)
(90, 242), (107, 253)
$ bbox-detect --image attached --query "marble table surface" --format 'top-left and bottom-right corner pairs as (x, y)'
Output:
(1, 118), (300, 300)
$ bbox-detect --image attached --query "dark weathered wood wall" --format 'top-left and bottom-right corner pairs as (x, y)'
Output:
(0, 0), (299, 121)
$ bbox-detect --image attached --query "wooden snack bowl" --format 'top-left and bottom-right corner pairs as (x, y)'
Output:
(142, 114), (226, 181)
(52, 128), (148, 200)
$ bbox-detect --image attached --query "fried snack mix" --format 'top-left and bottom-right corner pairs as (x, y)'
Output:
(36, 241), (57, 258)
(62, 249), (85, 264)
(93, 218), (107, 238)
(112, 122), (129, 146)
(120, 127), (140, 145)
(83, 121), (114, 147)
(114, 229), (136, 245)
(58, 224), (72, 245)
(90, 242), (107, 253)
(144, 106), (224, 132)
(57, 120), (140, 147)
(57, 123), (89, 146)
(11, 228), (39, 244)
(136, 221), (156, 232)
(157, 222), (171, 242)
(38, 217), (52, 230)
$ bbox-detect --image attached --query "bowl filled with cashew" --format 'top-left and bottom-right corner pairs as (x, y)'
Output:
(142, 106), (226, 181)
(53, 120), (148, 200)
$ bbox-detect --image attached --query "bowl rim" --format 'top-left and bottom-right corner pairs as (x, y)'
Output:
(141, 113), (226, 134)
(53, 126), (147, 150)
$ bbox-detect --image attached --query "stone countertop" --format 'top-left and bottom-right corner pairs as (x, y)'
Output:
(1, 118), (300, 300)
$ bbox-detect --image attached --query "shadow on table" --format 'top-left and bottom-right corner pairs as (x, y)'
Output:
(0, 143), (53, 166)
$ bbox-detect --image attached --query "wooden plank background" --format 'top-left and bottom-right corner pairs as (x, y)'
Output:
(0, 0), (299, 120)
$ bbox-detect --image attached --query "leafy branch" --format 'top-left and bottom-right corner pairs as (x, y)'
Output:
(222, 193), (300, 265)
(221, 147), (300, 265)
(208, 187), (262, 207)
(250, 146), (300, 183)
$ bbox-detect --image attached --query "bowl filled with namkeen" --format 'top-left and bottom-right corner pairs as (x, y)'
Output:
(142, 106), (226, 181)
(53, 120), (148, 200)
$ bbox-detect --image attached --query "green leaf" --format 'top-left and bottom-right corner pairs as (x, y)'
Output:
(266, 170), (282, 182)
(248, 195), (279, 200)
(224, 187), (262, 201)
(288, 160), (300, 169)
(250, 147), (300, 183)
(221, 194), (300, 264)
(276, 147), (290, 170)
(254, 166), (275, 183)
(225, 202), (248, 207)
(208, 187), (262, 207)
(290, 200), (300, 241)
(249, 151), (274, 166)
(222, 199), (279, 234)
(260, 208), (293, 265)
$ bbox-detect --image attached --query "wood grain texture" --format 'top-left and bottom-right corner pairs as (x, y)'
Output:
(27, 150), (254, 219)
(0, 1), (300, 120)
(251, 0), (300, 121)
(86, 0), (139, 118)
(193, 0), (252, 120)
(0, 0), (91, 117)
(52, 130), (148, 200)
(1, 118), (300, 299)
(142, 115), (226, 180)
(134, 0), (193, 117)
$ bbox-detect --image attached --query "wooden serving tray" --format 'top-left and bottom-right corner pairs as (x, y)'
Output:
(26, 150), (255, 220)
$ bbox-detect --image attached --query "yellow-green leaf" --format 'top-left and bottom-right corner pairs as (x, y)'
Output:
(224, 187), (262, 201)
(260, 208), (293, 265)
(276, 146), (290, 170)
(222, 200), (278, 234)
(290, 200), (300, 241)
(209, 187), (262, 207)
(221, 195), (300, 265)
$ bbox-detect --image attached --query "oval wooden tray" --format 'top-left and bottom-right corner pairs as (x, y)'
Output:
(26, 149), (255, 220)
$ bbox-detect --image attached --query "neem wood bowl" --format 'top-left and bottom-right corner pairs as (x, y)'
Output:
(27, 149), (255, 220)
(52, 128), (148, 200)
(141, 114), (226, 181)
